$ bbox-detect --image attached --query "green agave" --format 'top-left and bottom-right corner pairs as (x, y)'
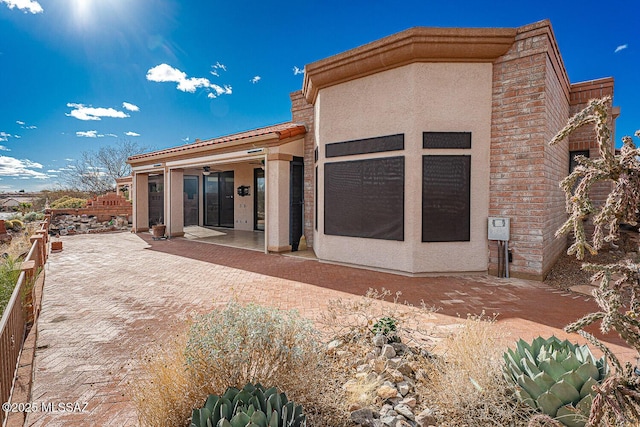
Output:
(190, 383), (306, 427)
(504, 336), (609, 427)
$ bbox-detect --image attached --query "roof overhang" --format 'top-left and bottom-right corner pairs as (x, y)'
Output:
(303, 26), (517, 104)
(128, 123), (306, 167)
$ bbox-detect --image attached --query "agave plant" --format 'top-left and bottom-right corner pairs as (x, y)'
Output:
(190, 383), (306, 427)
(504, 336), (609, 427)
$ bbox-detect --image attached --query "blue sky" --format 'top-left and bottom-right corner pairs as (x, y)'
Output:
(0, 0), (638, 192)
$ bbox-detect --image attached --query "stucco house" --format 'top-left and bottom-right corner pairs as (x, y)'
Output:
(128, 20), (617, 280)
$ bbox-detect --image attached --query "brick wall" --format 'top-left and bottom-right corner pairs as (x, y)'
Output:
(47, 192), (132, 222)
(290, 90), (316, 247)
(568, 79), (615, 233)
(490, 21), (572, 280)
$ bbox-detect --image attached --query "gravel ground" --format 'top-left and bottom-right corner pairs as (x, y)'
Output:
(544, 228), (640, 290)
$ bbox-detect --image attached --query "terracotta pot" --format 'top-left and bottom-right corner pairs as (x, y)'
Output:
(152, 225), (166, 238)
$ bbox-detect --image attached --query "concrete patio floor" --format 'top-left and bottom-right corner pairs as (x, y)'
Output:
(22, 232), (633, 426)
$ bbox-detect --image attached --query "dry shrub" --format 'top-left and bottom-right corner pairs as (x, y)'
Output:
(132, 301), (349, 427)
(0, 223), (38, 260)
(130, 331), (203, 427)
(342, 373), (382, 409)
(319, 288), (439, 346)
(418, 315), (534, 426)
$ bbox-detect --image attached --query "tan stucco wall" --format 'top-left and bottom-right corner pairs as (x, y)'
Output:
(314, 62), (493, 274)
(232, 163), (256, 231)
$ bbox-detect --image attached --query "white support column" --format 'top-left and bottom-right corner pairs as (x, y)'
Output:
(266, 153), (292, 252)
(168, 168), (185, 237)
(133, 173), (149, 232)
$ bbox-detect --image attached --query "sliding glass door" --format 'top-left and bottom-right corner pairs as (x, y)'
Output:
(204, 171), (234, 227)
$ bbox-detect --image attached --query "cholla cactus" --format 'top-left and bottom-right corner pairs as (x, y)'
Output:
(549, 97), (640, 425)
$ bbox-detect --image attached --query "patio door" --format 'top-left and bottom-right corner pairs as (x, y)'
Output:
(290, 157), (304, 251)
(148, 175), (164, 226)
(204, 171), (234, 227)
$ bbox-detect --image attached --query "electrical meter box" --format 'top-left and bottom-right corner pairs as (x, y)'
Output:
(488, 217), (510, 241)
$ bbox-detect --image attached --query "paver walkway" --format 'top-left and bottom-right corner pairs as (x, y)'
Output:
(24, 232), (633, 426)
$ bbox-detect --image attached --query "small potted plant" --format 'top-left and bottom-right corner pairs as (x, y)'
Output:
(151, 218), (165, 239)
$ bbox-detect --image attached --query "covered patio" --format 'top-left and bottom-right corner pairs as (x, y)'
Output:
(128, 122), (307, 254)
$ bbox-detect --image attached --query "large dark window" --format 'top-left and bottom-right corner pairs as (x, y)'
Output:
(324, 157), (404, 241)
(326, 134), (404, 158)
(422, 155), (470, 242)
(423, 132), (471, 149)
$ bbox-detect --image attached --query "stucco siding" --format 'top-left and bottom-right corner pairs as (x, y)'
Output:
(315, 62), (492, 274)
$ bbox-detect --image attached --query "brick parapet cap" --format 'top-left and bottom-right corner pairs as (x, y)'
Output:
(570, 77), (615, 105)
(303, 26), (517, 104)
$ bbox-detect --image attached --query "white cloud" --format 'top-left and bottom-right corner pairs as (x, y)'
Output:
(615, 44), (628, 53)
(0, 132), (11, 142)
(181, 137), (190, 143)
(14, 135), (21, 139)
(210, 61), (227, 76)
(66, 103), (130, 121)
(76, 130), (102, 138)
(1, 0), (43, 14)
(64, 158), (74, 162)
(251, 76), (261, 84)
(16, 120), (36, 129)
(0, 156), (48, 179)
(0, 146), (10, 151)
(105, 133), (118, 138)
(293, 66), (304, 76)
(147, 63), (232, 99)
(122, 102), (140, 112)
(125, 131), (140, 137)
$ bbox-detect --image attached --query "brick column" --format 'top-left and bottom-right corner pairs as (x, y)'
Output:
(290, 90), (315, 247)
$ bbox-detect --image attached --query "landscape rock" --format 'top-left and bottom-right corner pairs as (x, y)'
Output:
(377, 385), (399, 400)
(387, 368), (404, 383)
(393, 404), (415, 421)
(380, 344), (396, 359)
(400, 397), (417, 408)
(373, 334), (387, 347)
(397, 381), (411, 396)
(350, 408), (380, 427)
(415, 408), (437, 427)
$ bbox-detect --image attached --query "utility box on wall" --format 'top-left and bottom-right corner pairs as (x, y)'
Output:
(488, 217), (510, 241)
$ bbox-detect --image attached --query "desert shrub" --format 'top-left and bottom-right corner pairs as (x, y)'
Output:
(5, 219), (24, 231)
(130, 332), (203, 427)
(23, 212), (44, 223)
(132, 302), (346, 427)
(49, 196), (87, 209)
(418, 315), (534, 426)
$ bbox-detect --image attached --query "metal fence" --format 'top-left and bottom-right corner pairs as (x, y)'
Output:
(0, 216), (50, 426)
